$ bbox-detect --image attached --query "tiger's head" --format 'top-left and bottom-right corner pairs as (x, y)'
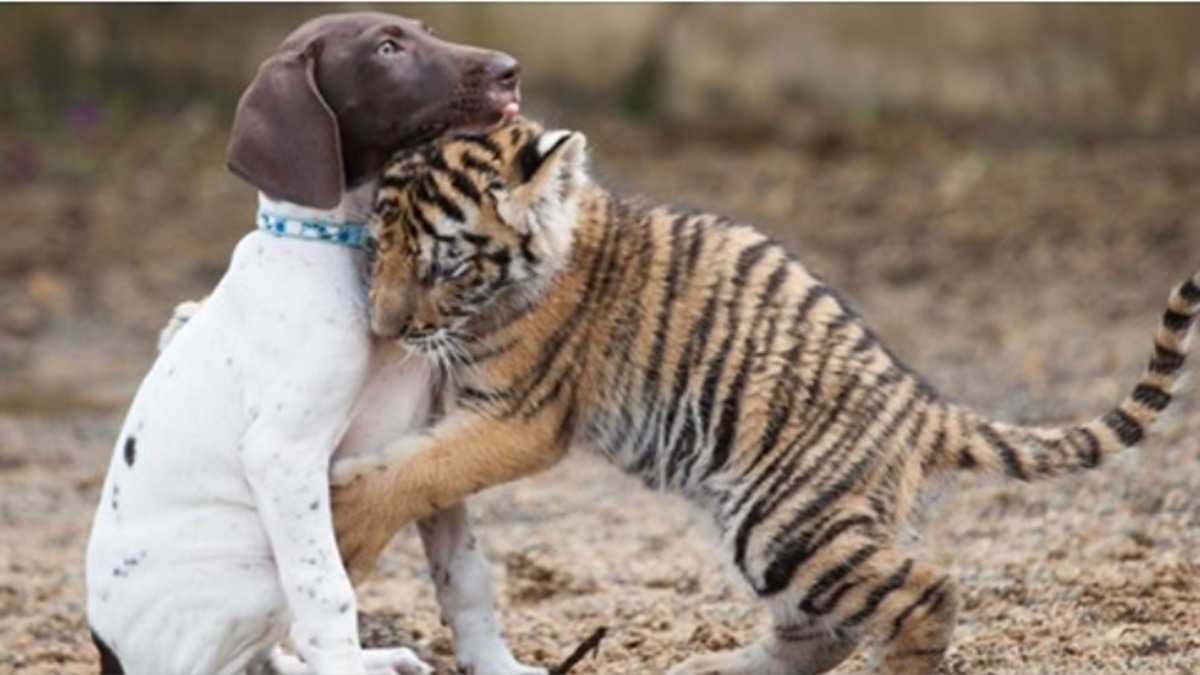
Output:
(367, 116), (589, 357)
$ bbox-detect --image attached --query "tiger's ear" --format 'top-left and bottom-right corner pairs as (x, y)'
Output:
(505, 130), (588, 213)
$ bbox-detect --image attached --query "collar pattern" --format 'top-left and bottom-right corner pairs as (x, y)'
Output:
(256, 209), (370, 249)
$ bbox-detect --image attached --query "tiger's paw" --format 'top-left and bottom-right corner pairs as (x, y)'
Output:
(157, 299), (204, 352)
(331, 456), (410, 583)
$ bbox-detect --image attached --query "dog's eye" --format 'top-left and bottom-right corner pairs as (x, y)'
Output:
(376, 39), (402, 56)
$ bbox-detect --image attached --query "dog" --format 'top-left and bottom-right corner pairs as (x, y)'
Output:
(85, 13), (543, 675)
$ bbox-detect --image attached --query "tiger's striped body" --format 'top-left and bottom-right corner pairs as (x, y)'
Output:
(332, 118), (1199, 674)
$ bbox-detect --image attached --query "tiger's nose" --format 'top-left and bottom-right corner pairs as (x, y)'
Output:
(369, 302), (413, 340)
(371, 316), (406, 340)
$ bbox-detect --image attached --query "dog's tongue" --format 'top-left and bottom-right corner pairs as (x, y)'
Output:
(502, 101), (520, 118)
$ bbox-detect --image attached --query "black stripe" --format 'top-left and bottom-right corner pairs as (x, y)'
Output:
(886, 578), (950, 642)
(977, 423), (1029, 481)
(956, 447), (977, 469)
(1131, 383), (1172, 412)
(459, 134), (502, 159)
(705, 340), (752, 480)
(798, 544), (880, 615)
(515, 138), (546, 183)
(1149, 344), (1186, 375)
(1075, 426), (1102, 468)
(918, 411), (944, 472)
(460, 151), (496, 174)
(800, 311), (853, 420)
(1163, 308), (1192, 332)
(843, 559), (915, 628)
(556, 394), (579, 444)
(703, 259), (790, 480)
(643, 214), (690, 405)
(913, 407), (941, 473)
(682, 215), (707, 279)
(425, 148), (448, 171)
(1179, 276), (1200, 303)
(815, 580), (860, 618)
(377, 172), (414, 191)
(522, 358), (578, 419)
(693, 243), (770, 439)
(734, 238), (774, 279)
(411, 204), (455, 243)
(1103, 407), (1145, 446)
(448, 169), (481, 202)
(758, 513), (874, 596)
(462, 232), (491, 247)
(431, 189), (465, 224)
(459, 385), (494, 400)
(664, 269), (726, 487)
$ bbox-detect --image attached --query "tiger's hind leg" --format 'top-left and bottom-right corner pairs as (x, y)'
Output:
(690, 531), (955, 675)
(667, 615), (858, 675)
(788, 543), (957, 675)
(862, 562), (957, 675)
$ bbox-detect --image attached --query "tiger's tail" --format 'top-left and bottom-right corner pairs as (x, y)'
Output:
(939, 270), (1199, 480)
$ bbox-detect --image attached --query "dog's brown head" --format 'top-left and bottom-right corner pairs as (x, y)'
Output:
(227, 12), (520, 209)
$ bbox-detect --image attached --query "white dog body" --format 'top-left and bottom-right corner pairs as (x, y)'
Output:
(86, 194), (536, 675)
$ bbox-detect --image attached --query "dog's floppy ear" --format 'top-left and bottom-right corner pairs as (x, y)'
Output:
(227, 43), (344, 209)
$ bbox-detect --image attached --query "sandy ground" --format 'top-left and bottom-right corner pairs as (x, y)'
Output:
(1, 112), (1198, 674)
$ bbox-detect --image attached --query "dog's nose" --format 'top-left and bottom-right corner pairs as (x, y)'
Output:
(487, 52), (520, 91)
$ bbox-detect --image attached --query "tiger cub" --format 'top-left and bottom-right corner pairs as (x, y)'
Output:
(332, 117), (1199, 675)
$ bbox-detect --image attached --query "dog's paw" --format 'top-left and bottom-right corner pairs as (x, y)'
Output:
(456, 644), (549, 675)
(157, 299), (204, 352)
(364, 647), (433, 675)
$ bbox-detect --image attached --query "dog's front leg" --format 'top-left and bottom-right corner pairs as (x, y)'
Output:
(242, 421), (366, 674)
(418, 505), (548, 675)
(239, 337), (428, 675)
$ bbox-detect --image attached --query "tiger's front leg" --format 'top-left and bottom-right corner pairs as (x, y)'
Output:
(330, 410), (567, 583)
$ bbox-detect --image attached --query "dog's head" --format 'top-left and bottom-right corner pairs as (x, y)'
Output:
(227, 12), (520, 209)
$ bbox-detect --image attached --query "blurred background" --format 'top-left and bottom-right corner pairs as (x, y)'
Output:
(3, 3), (1200, 402)
(2, 5), (1199, 673)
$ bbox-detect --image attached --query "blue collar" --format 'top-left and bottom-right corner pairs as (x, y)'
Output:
(256, 208), (370, 249)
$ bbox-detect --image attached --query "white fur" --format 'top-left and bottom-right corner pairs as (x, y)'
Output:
(86, 192), (544, 675)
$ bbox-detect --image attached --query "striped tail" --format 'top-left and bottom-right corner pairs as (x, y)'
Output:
(943, 270), (1199, 481)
